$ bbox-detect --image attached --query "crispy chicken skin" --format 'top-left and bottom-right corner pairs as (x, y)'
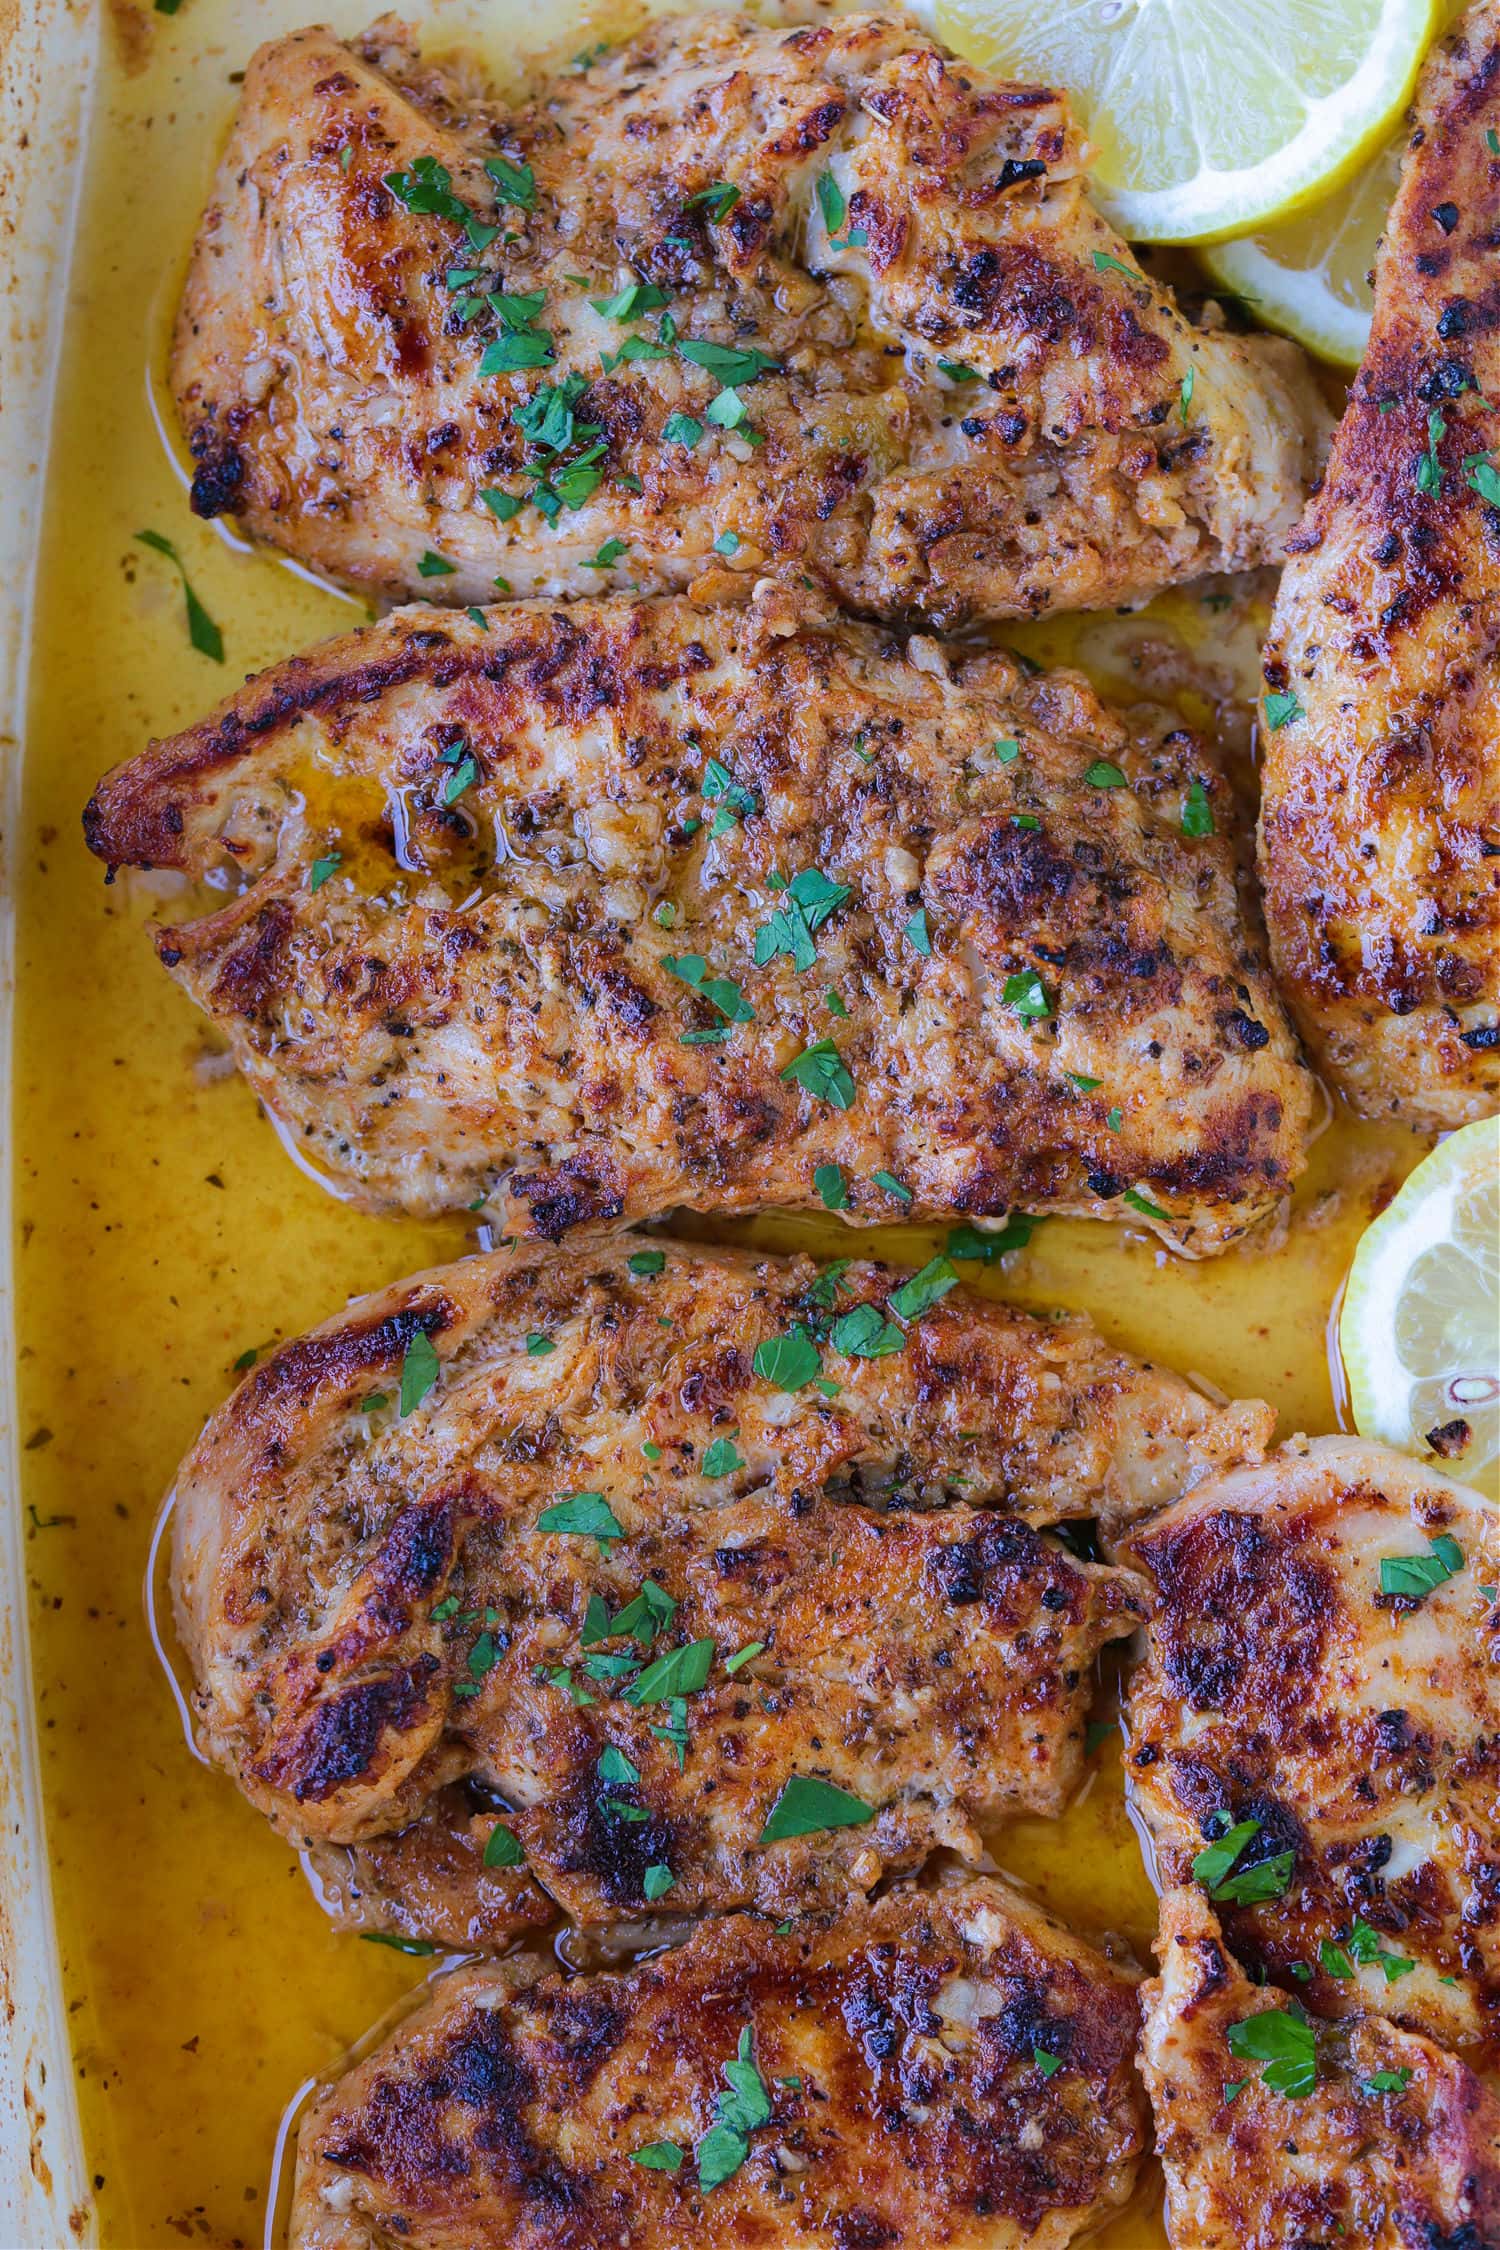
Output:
(1259, 0), (1500, 1127)
(1141, 1888), (1500, 2250)
(1120, 1436), (1500, 2067)
(170, 1233), (1268, 1940)
(171, 11), (1328, 628)
(289, 1878), (1149, 2250)
(84, 587), (1313, 1252)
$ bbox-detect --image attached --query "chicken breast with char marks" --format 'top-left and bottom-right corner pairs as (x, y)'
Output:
(171, 1232), (1266, 1941)
(84, 587), (1313, 1253)
(172, 12), (1329, 628)
(1141, 1887), (1500, 2250)
(1120, 1435), (1500, 2068)
(290, 1877), (1149, 2250)
(1259, 0), (1500, 1127)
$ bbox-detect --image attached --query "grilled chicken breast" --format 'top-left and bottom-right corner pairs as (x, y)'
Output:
(290, 1877), (1149, 2250)
(171, 1232), (1267, 1941)
(85, 587), (1313, 1251)
(171, 11), (1328, 628)
(1120, 1436), (1500, 2067)
(1258, 1), (1500, 1127)
(1141, 1888), (1500, 2250)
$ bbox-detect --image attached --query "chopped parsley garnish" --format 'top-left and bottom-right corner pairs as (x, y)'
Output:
(1181, 779), (1215, 837)
(538, 1491), (625, 1546)
(889, 1256), (959, 1321)
(1379, 1533), (1463, 1599)
(871, 1168), (912, 1202)
(134, 529), (224, 662)
(701, 1436), (744, 1477)
(525, 1331), (555, 1356)
(592, 279), (671, 321)
(903, 907), (932, 955)
(752, 1325), (823, 1391)
(586, 537), (629, 568)
(724, 1640), (763, 1674)
(1264, 690), (1305, 730)
(441, 747), (479, 805)
(1360, 2068), (1413, 2096)
(702, 755), (757, 833)
(484, 154), (536, 210)
(309, 853), (341, 891)
(713, 530), (741, 556)
(1225, 2009), (1316, 2098)
(624, 1636), (716, 1704)
(662, 410), (704, 448)
(384, 154), (499, 249)
(399, 1330), (441, 1416)
(598, 1580), (679, 1645)
(1346, 1920), (1416, 1983)
(1180, 367), (1195, 422)
(598, 1744), (640, 1787)
(664, 953), (755, 1025)
(830, 1302), (904, 1359)
(631, 2141), (684, 2171)
(481, 487), (525, 521)
(686, 181), (740, 221)
(643, 1862), (676, 1901)
(1191, 1815), (1294, 1904)
(465, 606), (488, 629)
(1002, 970), (1052, 1021)
(760, 1774), (875, 1842)
(696, 2026), (771, 2192)
(628, 1248), (667, 1276)
(360, 1932), (440, 1956)
(1085, 760), (1126, 788)
(994, 737), (1021, 762)
(947, 1214), (1037, 1261)
(481, 329), (555, 375)
(1068, 1073), (1103, 1091)
(936, 358), (978, 381)
(1417, 407), (1446, 494)
(1032, 2046), (1063, 2077)
(1123, 1188), (1171, 1222)
(678, 337), (779, 385)
(815, 169), (868, 249)
(753, 866), (851, 970)
(483, 1822), (525, 1868)
(1092, 248), (1138, 280)
(781, 1039), (855, 1109)
(1467, 455), (1500, 505)
(814, 1162), (848, 1210)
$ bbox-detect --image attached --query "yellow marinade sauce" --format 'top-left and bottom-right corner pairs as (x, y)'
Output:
(14, 1), (1426, 2241)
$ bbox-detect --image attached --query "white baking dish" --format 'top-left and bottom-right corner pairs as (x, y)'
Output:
(0, 0), (98, 2238)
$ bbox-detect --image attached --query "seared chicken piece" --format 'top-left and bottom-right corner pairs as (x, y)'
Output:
(290, 1877), (1148, 2250)
(173, 12), (1328, 628)
(171, 1232), (1265, 1940)
(1120, 1436), (1500, 2066)
(1259, 1), (1500, 1126)
(84, 588), (1313, 1252)
(1141, 1888), (1500, 2250)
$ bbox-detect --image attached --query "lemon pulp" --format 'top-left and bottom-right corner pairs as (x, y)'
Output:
(934, 0), (1437, 242)
(1341, 1118), (1500, 1500)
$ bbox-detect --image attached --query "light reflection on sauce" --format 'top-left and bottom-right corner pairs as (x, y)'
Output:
(14, 2), (1435, 2244)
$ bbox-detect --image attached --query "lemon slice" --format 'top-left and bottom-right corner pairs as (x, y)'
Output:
(932, 0), (1437, 243)
(1340, 1118), (1500, 1501)
(1202, 124), (1405, 365)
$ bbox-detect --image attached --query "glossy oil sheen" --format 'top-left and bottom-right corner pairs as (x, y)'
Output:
(14, 2), (1427, 2242)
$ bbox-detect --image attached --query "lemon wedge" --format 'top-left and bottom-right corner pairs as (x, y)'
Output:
(1340, 1118), (1500, 1501)
(1202, 124), (1405, 365)
(933, 0), (1437, 243)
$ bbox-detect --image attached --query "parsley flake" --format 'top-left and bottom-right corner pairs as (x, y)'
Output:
(781, 1039), (856, 1109)
(399, 1330), (441, 1416)
(760, 1774), (875, 1842)
(134, 529), (223, 662)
